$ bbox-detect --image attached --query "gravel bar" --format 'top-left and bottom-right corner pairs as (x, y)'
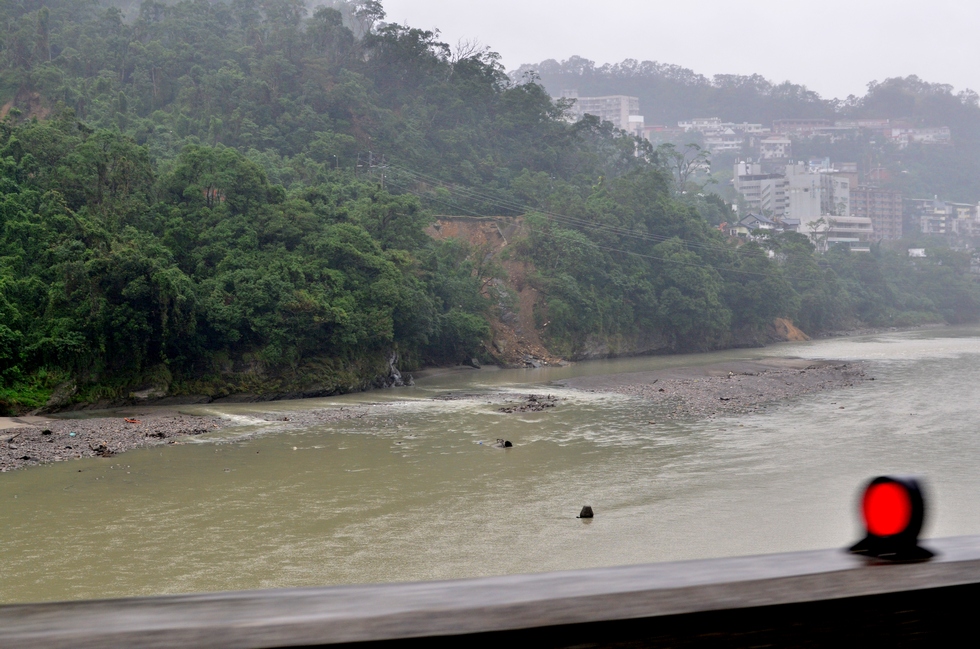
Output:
(0, 414), (228, 472)
(0, 405), (377, 473)
(557, 358), (869, 420)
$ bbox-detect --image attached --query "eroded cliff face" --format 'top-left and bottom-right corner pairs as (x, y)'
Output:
(427, 216), (562, 368)
(427, 217), (669, 366)
(426, 217), (811, 367)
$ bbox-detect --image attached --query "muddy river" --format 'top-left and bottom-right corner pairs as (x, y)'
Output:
(2, 327), (979, 603)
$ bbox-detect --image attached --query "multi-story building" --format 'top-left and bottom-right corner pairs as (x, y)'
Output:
(906, 198), (953, 235)
(733, 162), (788, 219)
(785, 164), (850, 220)
(559, 91), (644, 137)
(678, 119), (770, 154)
(827, 161), (859, 190)
(889, 127), (952, 148)
(678, 119), (768, 135)
(802, 216), (874, 252)
(678, 118), (724, 132)
(835, 118), (893, 131)
(703, 128), (745, 154)
(642, 124), (685, 143)
(851, 186), (903, 240)
(758, 136), (791, 160)
(772, 118), (832, 135)
(905, 198), (980, 237)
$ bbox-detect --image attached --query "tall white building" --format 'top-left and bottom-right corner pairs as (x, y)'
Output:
(559, 91), (644, 137)
(785, 164), (850, 220)
(733, 162), (788, 218)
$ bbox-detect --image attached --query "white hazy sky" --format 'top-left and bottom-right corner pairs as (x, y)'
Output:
(381, 0), (976, 100)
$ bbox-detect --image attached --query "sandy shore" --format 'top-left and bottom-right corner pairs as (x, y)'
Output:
(556, 358), (869, 420)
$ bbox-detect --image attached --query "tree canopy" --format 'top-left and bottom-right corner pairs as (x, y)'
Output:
(0, 1), (977, 412)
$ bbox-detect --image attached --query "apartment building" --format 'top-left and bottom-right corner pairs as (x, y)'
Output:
(851, 186), (903, 241)
(890, 127), (952, 148)
(820, 216), (875, 252)
(785, 164), (850, 220)
(758, 136), (791, 160)
(678, 119), (770, 154)
(772, 119), (832, 135)
(559, 91), (644, 137)
(905, 198), (980, 237)
(733, 162), (788, 218)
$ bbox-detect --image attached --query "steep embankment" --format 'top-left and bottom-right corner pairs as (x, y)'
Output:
(33, 352), (402, 413)
(427, 217), (561, 368)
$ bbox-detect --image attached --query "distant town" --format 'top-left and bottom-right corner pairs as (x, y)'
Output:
(557, 91), (975, 253)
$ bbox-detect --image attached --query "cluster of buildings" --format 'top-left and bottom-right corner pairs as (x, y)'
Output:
(772, 119), (952, 149)
(671, 117), (951, 158)
(730, 160), (877, 252)
(905, 198), (980, 239)
(730, 159), (980, 250)
(556, 91), (977, 251)
(556, 92), (952, 159)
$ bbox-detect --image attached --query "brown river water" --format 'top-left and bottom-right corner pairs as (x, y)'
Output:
(2, 327), (980, 603)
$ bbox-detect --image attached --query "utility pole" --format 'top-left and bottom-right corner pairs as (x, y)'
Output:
(356, 151), (388, 188)
(378, 155), (388, 190)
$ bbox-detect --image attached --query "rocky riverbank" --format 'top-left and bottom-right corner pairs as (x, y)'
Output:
(557, 358), (869, 420)
(0, 357), (870, 472)
(0, 413), (227, 472)
(0, 405), (380, 472)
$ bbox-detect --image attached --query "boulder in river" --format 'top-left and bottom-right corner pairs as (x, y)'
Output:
(578, 506), (594, 519)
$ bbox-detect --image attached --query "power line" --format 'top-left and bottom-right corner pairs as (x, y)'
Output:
(385, 174), (828, 282)
(389, 164), (729, 251)
(385, 162), (893, 275)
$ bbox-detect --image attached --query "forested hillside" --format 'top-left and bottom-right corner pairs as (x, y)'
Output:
(1, 0), (978, 413)
(518, 58), (980, 202)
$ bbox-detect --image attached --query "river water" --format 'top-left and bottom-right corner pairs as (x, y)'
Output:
(2, 327), (980, 604)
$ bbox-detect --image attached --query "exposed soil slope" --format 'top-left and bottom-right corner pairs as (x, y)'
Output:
(427, 216), (561, 367)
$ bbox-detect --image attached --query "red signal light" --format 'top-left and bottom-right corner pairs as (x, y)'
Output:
(850, 476), (933, 562)
(862, 482), (912, 537)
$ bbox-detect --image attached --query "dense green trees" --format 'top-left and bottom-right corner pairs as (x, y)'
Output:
(0, 0), (978, 412)
(0, 115), (490, 412)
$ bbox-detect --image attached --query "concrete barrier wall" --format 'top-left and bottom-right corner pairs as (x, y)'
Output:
(4, 536), (980, 649)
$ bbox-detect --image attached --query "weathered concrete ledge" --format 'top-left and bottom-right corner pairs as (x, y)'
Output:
(4, 536), (980, 648)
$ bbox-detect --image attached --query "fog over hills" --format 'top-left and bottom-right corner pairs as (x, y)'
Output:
(1, 0), (979, 415)
(382, 0), (980, 102)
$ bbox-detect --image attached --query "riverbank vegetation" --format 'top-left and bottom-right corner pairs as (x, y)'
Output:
(1, 0), (978, 413)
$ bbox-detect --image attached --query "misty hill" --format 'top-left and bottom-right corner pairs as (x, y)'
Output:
(1, 0), (978, 414)
(516, 57), (980, 202)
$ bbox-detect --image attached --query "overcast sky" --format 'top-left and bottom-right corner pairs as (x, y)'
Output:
(382, 0), (975, 100)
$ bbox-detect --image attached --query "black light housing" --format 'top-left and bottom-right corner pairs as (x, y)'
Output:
(849, 475), (933, 562)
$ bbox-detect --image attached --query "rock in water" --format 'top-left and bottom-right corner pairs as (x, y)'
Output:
(578, 506), (594, 519)
(387, 351), (404, 387)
